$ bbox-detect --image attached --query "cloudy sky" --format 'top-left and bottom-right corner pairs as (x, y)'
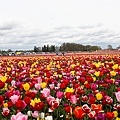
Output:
(0, 0), (120, 50)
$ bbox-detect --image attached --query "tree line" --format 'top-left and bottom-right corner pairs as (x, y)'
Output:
(34, 42), (102, 52)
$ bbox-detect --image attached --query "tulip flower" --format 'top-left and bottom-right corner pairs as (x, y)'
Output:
(96, 92), (103, 100)
(115, 91), (120, 102)
(10, 94), (19, 104)
(105, 112), (114, 120)
(110, 71), (117, 76)
(41, 88), (50, 98)
(40, 82), (47, 89)
(88, 111), (96, 119)
(34, 83), (41, 90)
(82, 104), (91, 113)
(0, 76), (7, 82)
(64, 105), (72, 113)
(65, 87), (74, 93)
(91, 104), (103, 113)
(56, 91), (64, 99)
(91, 83), (98, 91)
(94, 71), (100, 77)
(15, 100), (27, 110)
(23, 83), (30, 91)
(113, 111), (118, 118)
(11, 112), (28, 120)
(2, 108), (10, 117)
(70, 95), (77, 104)
(95, 112), (105, 120)
(73, 106), (85, 119)
(32, 111), (39, 118)
(116, 117), (120, 120)
(0, 80), (5, 89)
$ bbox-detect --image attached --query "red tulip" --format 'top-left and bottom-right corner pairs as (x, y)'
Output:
(64, 106), (72, 113)
(2, 108), (10, 117)
(105, 112), (114, 120)
(65, 92), (73, 99)
(34, 102), (44, 111)
(88, 111), (96, 119)
(0, 95), (4, 106)
(0, 80), (5, 89)
(82, 104), (91, 113)
(15, 100), (26, 110)
(73, 106), (85, 119)
(88, 96), (96, 104)
(23, 96), (31, 104)
(81, 95), (88, 102)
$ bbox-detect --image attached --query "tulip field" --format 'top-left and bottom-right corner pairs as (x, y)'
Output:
(1, 54), (120, 120)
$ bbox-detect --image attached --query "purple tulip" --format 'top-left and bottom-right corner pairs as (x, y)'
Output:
(95, 112), (106, 120)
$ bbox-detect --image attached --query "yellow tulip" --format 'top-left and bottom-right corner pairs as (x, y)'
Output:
(96, 93), (103, 100)
(92, 77), (96, 81)
(3, 103), (8, 108)
(70, 64), (75, 69)
(110, 71), (116, 76)
(30, 100), (35, 107)
(70, 71), (75, 75)
(30, 98), (41, 107)
(23, 83), (30, 91)
(34, 98), (41, 103)
(35, 71), (39, 75)
(0, 76), (7, 82)
(58, 74), (62, 78)
(113, 111), (118, 118)
(94, 62), (101, 68)
(7, 67), (11, 72)
(112, 64), (119, 70)
(94, 71), (100, 77)
(2, 83), (8, 91)
(41, 82), (47, 89)
(65, 87), (74, 93)
(56, 64), (60, 69)
(116, 117), (120, 120)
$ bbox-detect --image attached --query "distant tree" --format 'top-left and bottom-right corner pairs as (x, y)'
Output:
(34, 46), (39, 52)
(47, 44), (49, 52)
(107, 45), (113, 50)
(7, 49), (12, 52)
(59, 42), (101, 52)
(51, 45), (55, 52)
(42, 45), (47, 52)
(116, 45), (120, 50)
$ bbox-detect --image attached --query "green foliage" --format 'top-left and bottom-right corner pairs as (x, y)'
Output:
(60, 42), (102, 52)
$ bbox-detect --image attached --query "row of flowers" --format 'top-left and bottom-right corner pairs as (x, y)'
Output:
(0, 55), (120, 119)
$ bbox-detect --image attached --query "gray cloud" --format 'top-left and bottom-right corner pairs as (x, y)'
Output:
(0, 21), (120, 50)
(0, 21), (18, 30)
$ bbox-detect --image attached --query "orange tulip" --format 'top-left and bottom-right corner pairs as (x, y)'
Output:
(91, 104), (103, 113)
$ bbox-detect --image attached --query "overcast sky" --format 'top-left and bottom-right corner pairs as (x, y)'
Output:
(0, 0), (120, 50)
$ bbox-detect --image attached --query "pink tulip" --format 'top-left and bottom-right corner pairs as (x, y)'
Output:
(49, 84), (55, 89)
(115, 91), (120, 102)
(11, 80), (16, 87)
(32, 111), (39, 118)
(37, 77), (42, 83)
(70, 95), (77, 104)
(35, 83), (41, 90)
(47, 96), (55, 105)
(10, 94), (19, 104)
(56, 91), (64, 99)
(11, 112), (28, 120)
(41, 88), (50, 98)
(91, 83), (98, 91)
